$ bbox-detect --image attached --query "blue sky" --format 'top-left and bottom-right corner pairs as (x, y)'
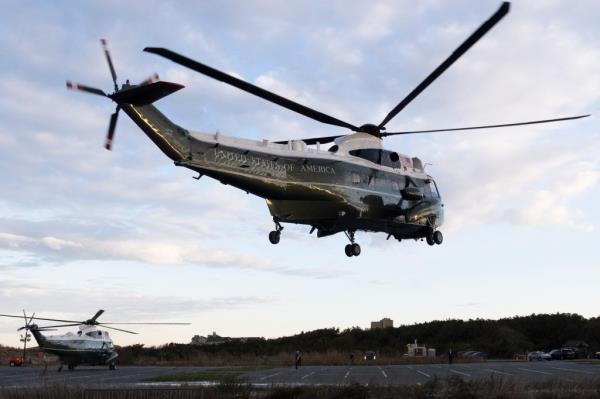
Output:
(0, 0), (598, 346)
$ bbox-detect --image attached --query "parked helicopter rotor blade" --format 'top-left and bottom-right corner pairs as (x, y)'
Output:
(101, 39), (118, 92)
(144, 47), (360, 132)
(34, 323), (82, 329)
(138, 73), (160, 86)
(66, 81), (107, 97)
(98, 322), (191, 325)
(100, 325), (139, 335)
(28, 312), (35, 326)
(105, 107), (120, 151)
(378, 2), (510, 130)
(0, 314), (83, 324)
(273, 135), (345, 146)
(86, 310), (105, 325)
(380, 114), (591, 136)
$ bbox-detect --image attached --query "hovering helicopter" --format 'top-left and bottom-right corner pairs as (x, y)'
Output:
(0, 310), (189, 371)
(67, 2), (588, 257)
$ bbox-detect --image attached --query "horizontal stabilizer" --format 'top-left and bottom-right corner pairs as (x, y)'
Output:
(110, 81), (184, 105)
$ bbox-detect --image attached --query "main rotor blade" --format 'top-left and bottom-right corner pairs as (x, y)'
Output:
(380, 114), (590, 136)
(273, 135), (346, 146)
(101, 325), (138, 335)
(378, 2), (510, 129)
(144, 47), (360, 132)
(66, 81), (107, 97)
(87, 310), (105, 324)
(0, 314), (82, 324)
(101, 39), (118, 91)
(105, 107), (120, 151)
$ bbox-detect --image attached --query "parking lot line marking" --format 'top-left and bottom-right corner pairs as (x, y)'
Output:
(381, 369), (388, 378)
(301, 372), (315, 380)
(518, 368), (553, 375)
(450, 369), (471, 377)
(407, 366), (414, 370)
(550, 367), (593, 375)
(344, 370), (350, 379)
(417, 370), (431, 378)
(485, 368), (513, 376)
(431, 365), (442, 369)
(260, 372), (281, 380)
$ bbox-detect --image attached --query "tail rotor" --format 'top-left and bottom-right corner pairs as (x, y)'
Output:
(66, 39), (161, 151)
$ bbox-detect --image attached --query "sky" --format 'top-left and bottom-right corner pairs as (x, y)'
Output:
(0, 0), (598, 347)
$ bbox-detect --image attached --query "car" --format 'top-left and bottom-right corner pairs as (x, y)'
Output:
(467, 351), (488, 359)
(8, 356), (23, 367)
(594, 352), (600, 360)
(549, 349), (563, 360)
(560, 348), (576, 360)
(527, 351), (551, 361)
(363, 351), (376, 360)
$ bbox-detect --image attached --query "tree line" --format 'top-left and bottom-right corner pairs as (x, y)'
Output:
(116, 313), (600, 362)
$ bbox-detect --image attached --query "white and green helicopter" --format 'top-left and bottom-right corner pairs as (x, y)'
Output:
(67, 2), (588, 256)
(0, 310), (188, 371)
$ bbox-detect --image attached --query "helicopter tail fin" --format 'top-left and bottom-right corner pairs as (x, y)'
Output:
(110, 81), (184, 105)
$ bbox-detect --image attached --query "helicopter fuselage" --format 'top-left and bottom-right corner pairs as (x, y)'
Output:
(29, 325), (117, 368)
(121, 101), (444, 241)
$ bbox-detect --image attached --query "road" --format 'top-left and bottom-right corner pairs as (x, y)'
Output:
(1, 361), (599, 388)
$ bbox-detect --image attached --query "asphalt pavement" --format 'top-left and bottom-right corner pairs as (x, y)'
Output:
(1, 361), (599, 388)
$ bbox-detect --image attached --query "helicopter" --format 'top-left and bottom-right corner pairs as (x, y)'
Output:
(66, 2), (588, 257)
(0, 310), (189, 371)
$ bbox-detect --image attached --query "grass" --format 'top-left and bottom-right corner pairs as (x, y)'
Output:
(3, 377), (600, 399)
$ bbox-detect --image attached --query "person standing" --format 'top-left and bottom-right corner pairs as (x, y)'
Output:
(295, 350), (302, 369)
(448, 348), (454, 365)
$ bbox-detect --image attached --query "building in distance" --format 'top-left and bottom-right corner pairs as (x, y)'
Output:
(371, 318), (394, 329)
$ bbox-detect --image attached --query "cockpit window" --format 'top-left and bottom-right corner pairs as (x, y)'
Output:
(349, 149), (400, 168)
(328, 145), (339, 153)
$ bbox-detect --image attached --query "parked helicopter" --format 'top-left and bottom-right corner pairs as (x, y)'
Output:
(0, 310), (189, 371)
(67, 2), (588, 256)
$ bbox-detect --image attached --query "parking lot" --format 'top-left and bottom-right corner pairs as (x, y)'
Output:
(0, 361), (599, 388)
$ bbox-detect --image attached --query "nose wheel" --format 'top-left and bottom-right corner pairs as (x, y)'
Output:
(344, 230), (361, 257)
(426, 230), (443, 246)
(268, 218), (284, 245)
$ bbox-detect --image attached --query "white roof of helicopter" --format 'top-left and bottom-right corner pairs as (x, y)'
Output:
(44, 324), (112, 342)
(189, 130), (429, 178)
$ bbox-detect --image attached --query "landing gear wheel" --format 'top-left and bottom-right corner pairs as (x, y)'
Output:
(345, 244), (353, 257)
(426, 235), (435, 246)
(268, 231), (281, 245)
(433, 230), (443, 245)
(109, 363), (116, 371)
(351, 243), (361, 256)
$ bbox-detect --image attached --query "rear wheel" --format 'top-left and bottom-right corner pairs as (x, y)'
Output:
(268, 231), (280, 245)
(345, 244), (353, 257)
(351, 243), (361, 257)
(426, 235), (435, 246)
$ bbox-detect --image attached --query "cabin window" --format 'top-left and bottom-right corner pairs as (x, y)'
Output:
(328, 145), (339, 153)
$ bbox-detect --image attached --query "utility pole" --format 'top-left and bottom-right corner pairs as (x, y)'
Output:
(20, 332), (31, 364)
